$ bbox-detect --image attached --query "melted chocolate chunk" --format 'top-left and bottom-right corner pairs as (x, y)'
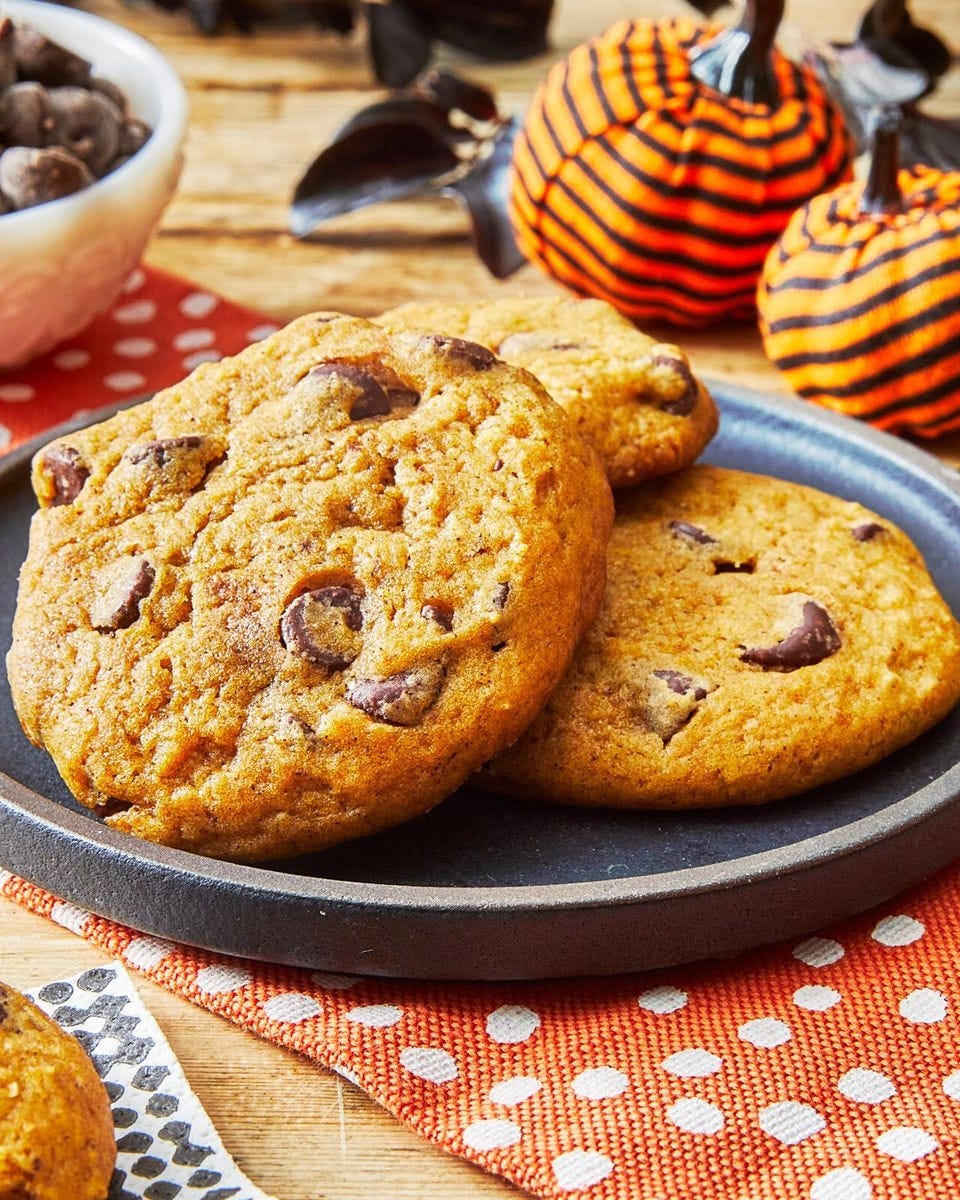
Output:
(652, 669), (708, 701)
(126, 435), (204, 466)
(650, 354), (698, 416)
(281, 586), (364, 669)
(309, 362), (392, 420)
(41, 444), (89, 505)
(852, 522), (887, 542)
(347, 662), (445, 726)
(424, 334), (498, 370)
(421, 602), (454, 631)
(669, 519), (718, 545)
(492, 582), (510, 610)
(90, 558), (155, 632)
(740, 600), (841, 671)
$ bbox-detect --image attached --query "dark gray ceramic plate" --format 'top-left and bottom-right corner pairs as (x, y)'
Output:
(2, 384), (960, 980)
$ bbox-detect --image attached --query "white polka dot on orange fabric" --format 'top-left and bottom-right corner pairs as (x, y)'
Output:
(333, 1063), (360, 1086)
(838, 1068), (896, 1104)
(113, 298), (158, 323)
(53, 348), (91, 369)
(666, 1098), (724, 1135)
(0, 383), (35, 402)
(123, 935), (175, 970)
(181, 291), (218, 318)
(758, 1101), (826, 1145)
(462, 1119), (522, 1151)
(309, 971), (360, 990)
(399, 1046), (458, 1083)
(551, 1149), (614, 1190)
(344, 1004), (402, 1028)
(104, 370), (147, 392)
(738, 1018), (792, 1048)
(486, 1005), (540, 1043)
(0, 424), (10, 450)
(194, 964), (253, 994)
(661, 1049), (722, 1078)
(810, 1167), (872, 1200)
(488, 1076), (542, 1106)
(49, 900), (91, 935)
(876, 1126), (938, 1161)
(793, 985), (842, 1012)
(871, 915), (924, 946)
(899, 988), (948, 1024)
(943, 1069), (960, 1100)
(262, 992), (322, 1023)
(174, 328), (216, 351)
(638, 985), (687, 1014)
(793, 937), (844, 967)
(571, 1067), (630, 1099)
(113, 337), (157, 358)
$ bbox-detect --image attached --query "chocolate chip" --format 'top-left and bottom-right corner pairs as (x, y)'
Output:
(13, 26), (92, 87)
(852, 522), (886, 542)
(347, 662), (445, 726)
(90, 558), (155, 632)
(650, 353), (698, 416)
(40, 444), (89, 504)
(421, 602), (454, 631)
(0, 144), (93, 209)
(652, 669), (708, 701)
(740, 600), (841, 671)
(492, 582), (510, 610)
(47, 86), (122, 177)
(669, 519), (718, 545)
(281, 586), (364, 668)
(713, 557), (755, 574)
(306, 362), (398, 420)
(126, 435), (205, 467)
(496, 331), (584, 357)
(424, 334), (498, 370)
(0, 18), (14, 91)
(0, 81), (53, 147)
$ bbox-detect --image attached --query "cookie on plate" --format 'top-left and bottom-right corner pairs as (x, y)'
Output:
(0, 980), (116, 1200)
(480, 465), (960, 808)
(7, 313), (613, 861)
(378, 295), (719, 487)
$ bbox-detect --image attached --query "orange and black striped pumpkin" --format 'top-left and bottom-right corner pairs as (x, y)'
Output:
(758, 110), (960, 439)
(508, 0), (855, 327)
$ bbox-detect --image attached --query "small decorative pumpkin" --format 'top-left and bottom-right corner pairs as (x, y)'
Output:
(508, 0), (855, 326)
(758, 109), (960, 438)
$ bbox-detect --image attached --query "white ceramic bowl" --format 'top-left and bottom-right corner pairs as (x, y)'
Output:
(0, 0), (188, 368)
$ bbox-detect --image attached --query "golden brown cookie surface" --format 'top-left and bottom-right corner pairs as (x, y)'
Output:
(7, 314), (613, 861)
(0, 980), (116, 1200)
(379, 296), (718, 487)
(481, 465), (960, 809)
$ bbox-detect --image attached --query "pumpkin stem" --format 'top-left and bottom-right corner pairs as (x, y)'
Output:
(861, 108), (904, 216)
(689, 0), (785, 106)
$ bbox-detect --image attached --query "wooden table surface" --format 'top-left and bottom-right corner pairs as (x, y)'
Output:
(2, 1), (959, 1196)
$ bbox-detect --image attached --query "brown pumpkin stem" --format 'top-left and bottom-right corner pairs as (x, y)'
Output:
(689, 0), (785, 105)
(861, 108), (904, 216)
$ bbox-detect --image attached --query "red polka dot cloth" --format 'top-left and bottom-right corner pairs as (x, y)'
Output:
(2, 267), (960, 1200)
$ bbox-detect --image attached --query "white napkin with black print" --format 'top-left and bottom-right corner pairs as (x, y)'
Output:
(28, 964), (276, 1200)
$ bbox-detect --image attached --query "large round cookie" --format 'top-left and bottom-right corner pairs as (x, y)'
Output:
(7, 314), (613, 861)
(0, 980), (116, 1200)
(481, 465), (960, 808)
(378, 296), (719, 487)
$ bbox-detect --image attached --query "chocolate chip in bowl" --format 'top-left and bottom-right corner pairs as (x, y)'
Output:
(0, 0), (187, 369)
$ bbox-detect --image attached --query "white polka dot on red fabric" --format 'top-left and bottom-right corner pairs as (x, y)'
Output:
(758, 1101), (826, 1145)
(0, 424), (10, 450)
(50, 900), (91, 935)
(194, 964), (253, 994)
(174, 327), (216, 351)
(871, 915), (924, 946)
(486, 1005), (540, 1043)
(876, 1127), (938, 1161)
(53, 348), (91, 369)
(123, 935), (175, 969)
(0, 383), (35, 402)
(462, 1119), (522, 1151)
(399, 1046), (458, 1083)
(552, 1149), (614, 1190)
(793, 985), (842, 1012)
(182, 349), (222, 371)
(838, 1068), (896, 1104)
(738, 1018), (791, 1048)
(810, 1167), (872, 1200)
(793, 937), (844, 967)
(122, 266), (146, 292)
(638, 985), (687, 1014)
(113, 337), (157, 358)
(104, 370), (148, 392)
(661, 1049), (722, 1078)
(180, 291), (218, 318)
(309, 971), (360, 990)
(942, 1070), (960, 1100)
(247, 322), (281, 341)
(899, 988), (948, 1024)
(262, 992), (321, 1023)
(113, 298), (158, 323)
(571, 1067), (630, 1099)
(488, 1076), (542, 1106)
(344, 1004), (402, 1028)
(666, 1098), (724, 1135)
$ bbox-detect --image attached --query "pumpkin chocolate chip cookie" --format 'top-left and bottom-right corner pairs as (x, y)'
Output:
(480, 465), (960, 808)
(0, 980), (116, 1200)
(378, 295), (718, 487)
(7, 313), (613, 861)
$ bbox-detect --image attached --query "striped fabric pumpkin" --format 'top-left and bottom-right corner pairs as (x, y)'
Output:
(758, 111), (960, 438)
(508, 2), (855, 326)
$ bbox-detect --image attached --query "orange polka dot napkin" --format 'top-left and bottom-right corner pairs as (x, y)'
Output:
(3, 267), (960, 1200)
(2, 865), (960, 1200)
